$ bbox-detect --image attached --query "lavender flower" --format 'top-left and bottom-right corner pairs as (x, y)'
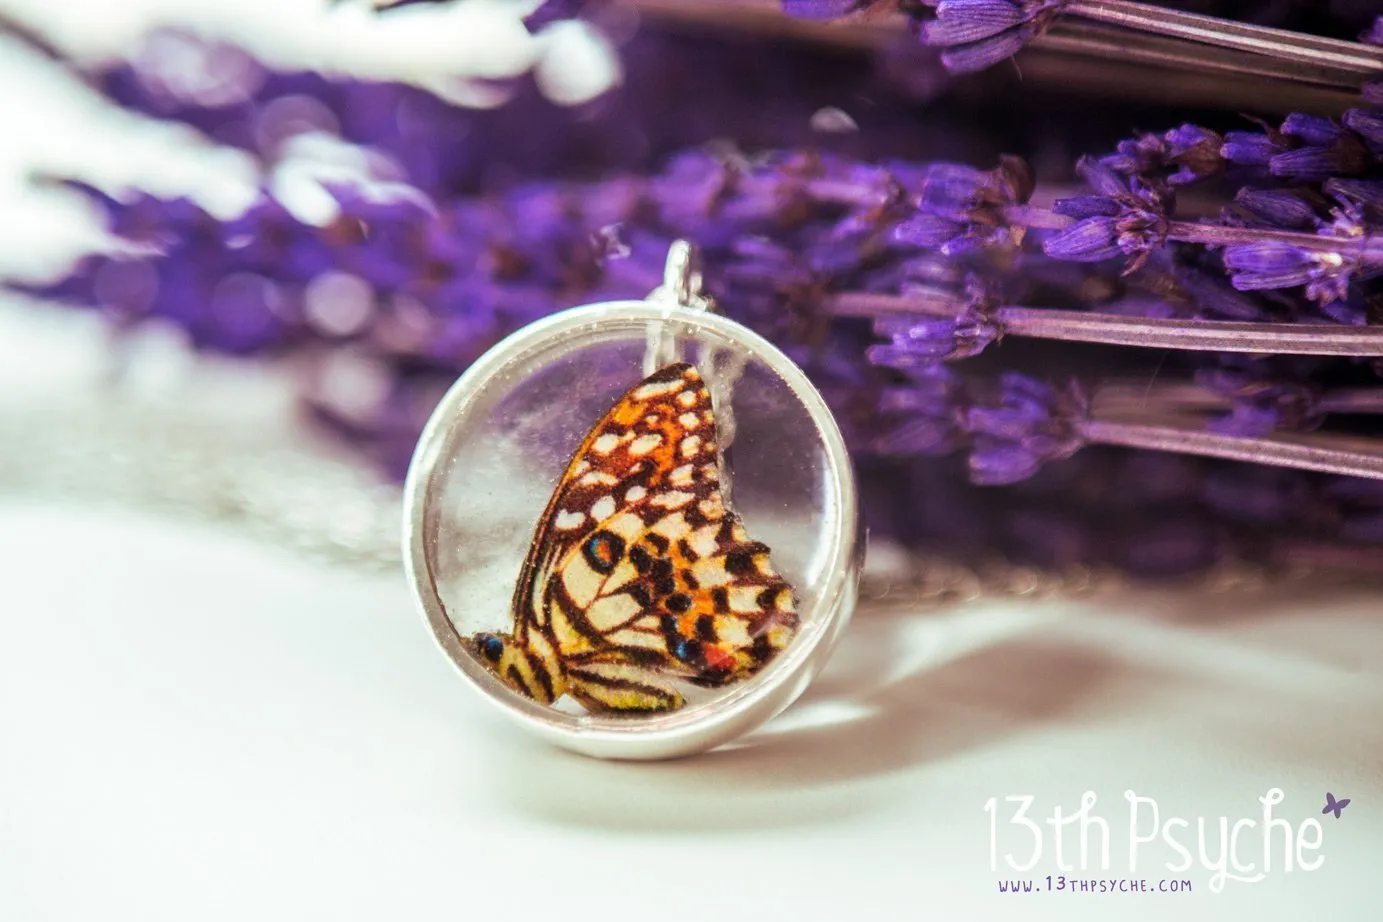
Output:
(868, 306), (999, 363)
(877, 362), (1383, 483)
(1196, 367), (1324, 437)
(915, 0), (1067, 74)
(887, 155), (1035, 255)
(1219, 194), (1382, 309)
(871, 364), (970, 456)
(1221, 111), (1380, 181)
(18, 142), (1383, 472)
(1027, 121), (1383, 310)
(1100, 124), (1225, 188)
(1366, 16), (1383, 48)
(903, 0), (1383, 91)
(1229, 188), (1324, 232)
(966, 373), (1087, 484)
(1043, 157), (1170, 272)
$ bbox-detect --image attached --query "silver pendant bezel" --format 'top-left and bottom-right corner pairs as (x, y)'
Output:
(402, 253), (862, 760)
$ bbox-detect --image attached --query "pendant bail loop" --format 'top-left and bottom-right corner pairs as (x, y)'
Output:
(650, 239), (714, 313)
(403, 251), (861, 759)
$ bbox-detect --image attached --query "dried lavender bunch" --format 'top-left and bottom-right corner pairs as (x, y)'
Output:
(14, 144), (1383, 483)
(1017, 104), (1383, 434)
(17, 186), (1377, 575)
(9, 9), (1383, 577)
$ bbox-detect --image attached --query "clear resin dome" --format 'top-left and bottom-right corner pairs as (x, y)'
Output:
(404, 280), (861, 759)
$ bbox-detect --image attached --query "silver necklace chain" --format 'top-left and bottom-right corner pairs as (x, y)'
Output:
(0, 387), (404, 570)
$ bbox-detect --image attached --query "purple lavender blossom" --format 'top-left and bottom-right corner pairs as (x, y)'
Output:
(1229, 188), (1323, 232)
(869, 308), (1000, 364)
(1196, 367), (1325, 437)
(1365, 16), (1383, 47)
(887, 156), (1034, 255)
(1220, 192), (1382, 309)
(1101, 125), (1225, 188)
(871, 364), (970, 456)
(966, 374), (1087, 485)
(1222, 112), (1378, 182)
(1043, 157), (1170, 272)
(914, 0), (1068, 73)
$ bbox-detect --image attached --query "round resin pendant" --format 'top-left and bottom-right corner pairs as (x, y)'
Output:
(403, 241), (861, 759)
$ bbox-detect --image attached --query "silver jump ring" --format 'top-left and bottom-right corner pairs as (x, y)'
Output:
(651, 239), (714, 313)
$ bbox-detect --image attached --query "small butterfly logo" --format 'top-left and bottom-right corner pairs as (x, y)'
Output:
(1323, 792), (1351, 819)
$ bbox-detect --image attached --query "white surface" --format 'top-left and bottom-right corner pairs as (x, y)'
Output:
(1, 4), (1382, 919)
(0, 0), (616, 278)
(3, 501), (1382, 921)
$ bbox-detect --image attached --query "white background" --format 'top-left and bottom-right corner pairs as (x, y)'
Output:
(1, 2), (1381, 919)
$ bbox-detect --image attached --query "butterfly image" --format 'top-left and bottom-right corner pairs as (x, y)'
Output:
(1323, 792), (1350, 818)
(466, 362), (799, 714)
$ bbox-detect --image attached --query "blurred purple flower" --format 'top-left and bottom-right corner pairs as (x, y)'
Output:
(521, 0), (588, 30)
(1100, 124), (1225, 188)
(966, 373), (1087, 485)
(871, 364), (970, 455)
(888, 155), (1034, 255)
(1197, 368), (1324, 437)
(782, 0), (866, 20)
(869, 307), (1000, 364)
(1364, 15), (1383, 46)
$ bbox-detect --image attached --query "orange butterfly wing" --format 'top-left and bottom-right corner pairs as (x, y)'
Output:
(510, 362), (798, 710)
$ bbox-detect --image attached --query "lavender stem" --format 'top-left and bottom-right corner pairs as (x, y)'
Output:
(1011, 203), (1383, 263)
(828, 290), (958, 318)
(1094, 384), (1383, 416)
(1003, 204), (1074, 232)
(833, 291), (1383, 356)
(1000, 309), (1383, 356)
(1166, 222), (1383, 261)
(1084, 414), (1383, 479)
(1041, 20), (1375, 91)
(1064, 1), (1383, 75)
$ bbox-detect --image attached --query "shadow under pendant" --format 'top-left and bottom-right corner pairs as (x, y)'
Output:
(468, 361), (799, 714)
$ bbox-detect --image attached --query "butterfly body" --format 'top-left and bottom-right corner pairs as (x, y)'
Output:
(470, 362), (798, 714)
